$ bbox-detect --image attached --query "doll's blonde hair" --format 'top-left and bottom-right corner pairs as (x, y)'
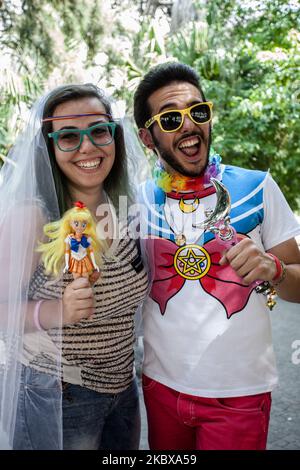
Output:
(38, 205), (104, 276)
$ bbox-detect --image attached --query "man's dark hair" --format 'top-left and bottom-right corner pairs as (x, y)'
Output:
(133, 62), (206, 129)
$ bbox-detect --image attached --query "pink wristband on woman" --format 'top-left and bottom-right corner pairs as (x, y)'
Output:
(33, 300), (45, 331)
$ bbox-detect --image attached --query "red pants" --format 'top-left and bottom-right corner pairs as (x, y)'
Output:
(142, 375), (272, 450)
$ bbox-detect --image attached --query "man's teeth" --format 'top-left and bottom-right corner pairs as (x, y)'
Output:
(179, 137), (200, 149)
(76, 159), (101, 169)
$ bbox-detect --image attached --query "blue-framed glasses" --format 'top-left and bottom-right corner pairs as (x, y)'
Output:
(48, 122), (117, 152)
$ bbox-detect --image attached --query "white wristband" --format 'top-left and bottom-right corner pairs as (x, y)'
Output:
(33, 300), (45, 331)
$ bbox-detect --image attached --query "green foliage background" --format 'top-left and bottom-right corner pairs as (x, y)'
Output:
(1, 0), (299, 210)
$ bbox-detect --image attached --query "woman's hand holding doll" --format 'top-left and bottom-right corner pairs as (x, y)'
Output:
(63, 277), (95, 323)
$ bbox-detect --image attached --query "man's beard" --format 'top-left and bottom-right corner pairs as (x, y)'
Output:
(152, 130), (211, 177)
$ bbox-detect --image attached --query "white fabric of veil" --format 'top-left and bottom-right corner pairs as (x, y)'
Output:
(0, 93), (62, 449)
(0, 87), (150, 449)
(121, 115), (151, 338)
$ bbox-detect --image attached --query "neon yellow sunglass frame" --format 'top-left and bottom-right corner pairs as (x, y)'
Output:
(144, 101), (213, 133)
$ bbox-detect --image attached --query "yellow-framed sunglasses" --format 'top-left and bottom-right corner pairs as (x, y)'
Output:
(145, 101), (213, 133)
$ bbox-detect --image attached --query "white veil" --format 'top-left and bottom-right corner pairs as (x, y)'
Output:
(0, 92), (62, 449)
(0, 85), (151, 449)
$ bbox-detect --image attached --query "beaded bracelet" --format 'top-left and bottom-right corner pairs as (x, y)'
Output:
(272, 260), (287, 286)
(268, 254), (287, 286)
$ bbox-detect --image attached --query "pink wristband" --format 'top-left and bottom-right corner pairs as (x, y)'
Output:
(33, 300), (45, 331)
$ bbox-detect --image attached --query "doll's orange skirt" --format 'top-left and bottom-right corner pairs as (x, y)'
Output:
(69, 255), (94, 275)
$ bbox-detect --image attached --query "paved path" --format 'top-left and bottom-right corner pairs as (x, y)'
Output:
(137, 298), (300, 450)
(268, 298), (300, 449)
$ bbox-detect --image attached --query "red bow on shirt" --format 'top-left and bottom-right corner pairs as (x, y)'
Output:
(146, 236), (254, 318)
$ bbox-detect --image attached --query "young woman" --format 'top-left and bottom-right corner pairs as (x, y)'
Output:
(0, 84), (148, 450)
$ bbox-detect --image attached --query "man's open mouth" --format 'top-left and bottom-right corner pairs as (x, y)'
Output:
(178, 136), (201, 157)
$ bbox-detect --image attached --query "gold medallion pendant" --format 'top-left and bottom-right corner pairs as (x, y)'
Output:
(174, 244), (211, 280)
(179, 197), (200, 213)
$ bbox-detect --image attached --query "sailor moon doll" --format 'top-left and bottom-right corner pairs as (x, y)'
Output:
(38, 201), (103, 279)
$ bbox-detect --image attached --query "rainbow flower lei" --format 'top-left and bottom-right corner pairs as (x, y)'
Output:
(153, 150), (222, 193)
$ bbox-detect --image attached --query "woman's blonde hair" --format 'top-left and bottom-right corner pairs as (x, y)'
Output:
(37, 204), (104, 276)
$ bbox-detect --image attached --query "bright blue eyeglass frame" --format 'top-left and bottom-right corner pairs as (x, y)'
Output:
(48, 122), (117, 152)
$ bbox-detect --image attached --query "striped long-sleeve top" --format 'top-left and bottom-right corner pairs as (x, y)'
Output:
(22, 233), (148, 394)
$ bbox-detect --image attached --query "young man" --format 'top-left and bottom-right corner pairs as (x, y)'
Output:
(134, 62), (300, 450)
